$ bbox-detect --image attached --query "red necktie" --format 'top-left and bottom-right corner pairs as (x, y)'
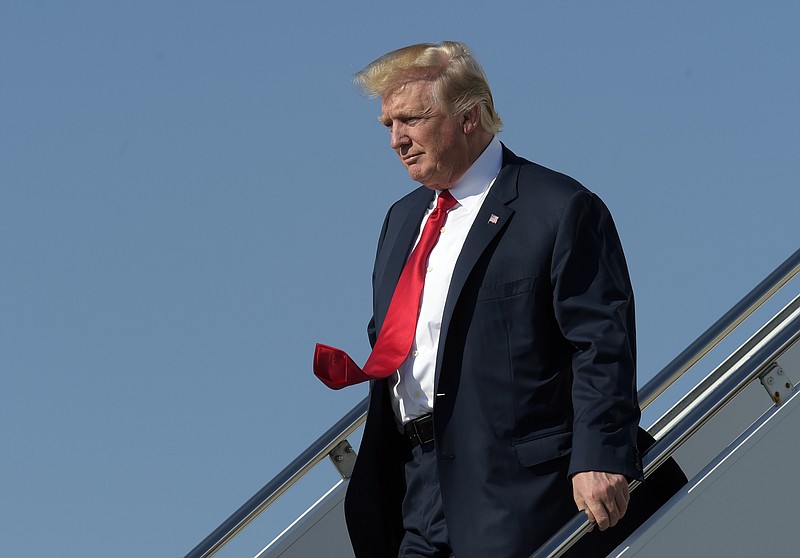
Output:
(314, 190), (458, 390)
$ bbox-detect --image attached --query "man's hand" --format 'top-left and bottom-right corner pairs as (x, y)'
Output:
(572, 471), (630, 531)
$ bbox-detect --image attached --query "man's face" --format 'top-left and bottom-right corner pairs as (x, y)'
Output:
(379, 80), (471, 190)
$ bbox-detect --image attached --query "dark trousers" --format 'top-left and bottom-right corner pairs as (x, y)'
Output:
(399, 441), (454, 558)
(396, 429), (687, 558)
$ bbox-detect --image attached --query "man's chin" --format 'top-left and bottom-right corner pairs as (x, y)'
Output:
(409, 172), (449, 191)
(406, 168), (427, 184)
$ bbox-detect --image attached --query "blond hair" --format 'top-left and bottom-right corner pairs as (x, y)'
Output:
(355, 41), (503, 135)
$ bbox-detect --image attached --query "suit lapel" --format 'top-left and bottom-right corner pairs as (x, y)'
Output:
(374, 188), (434, 332)
(434, 148), (521, 391)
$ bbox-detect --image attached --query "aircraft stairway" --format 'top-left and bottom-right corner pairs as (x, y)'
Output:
(186, 249), (800, 558)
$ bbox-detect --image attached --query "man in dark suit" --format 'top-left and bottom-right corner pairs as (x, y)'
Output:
(315, 41), (650, 558)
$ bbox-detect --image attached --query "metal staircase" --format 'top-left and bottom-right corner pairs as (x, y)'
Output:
(186, 249), (800, 558)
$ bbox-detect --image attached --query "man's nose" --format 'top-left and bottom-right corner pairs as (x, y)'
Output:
(390, 125), (410, 150)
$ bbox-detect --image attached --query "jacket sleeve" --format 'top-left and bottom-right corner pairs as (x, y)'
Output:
(550, 190), (643, 480)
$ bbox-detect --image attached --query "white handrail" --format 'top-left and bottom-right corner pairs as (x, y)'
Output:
(185, 249), (799, 558)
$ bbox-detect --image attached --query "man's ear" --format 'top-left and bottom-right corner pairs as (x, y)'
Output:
(462, 104), (481, 135)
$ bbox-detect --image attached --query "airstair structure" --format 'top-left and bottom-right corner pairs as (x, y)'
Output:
(186, 249), (800, 558)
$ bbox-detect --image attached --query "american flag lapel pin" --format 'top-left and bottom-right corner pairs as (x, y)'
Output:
(488, 214), (500, 225)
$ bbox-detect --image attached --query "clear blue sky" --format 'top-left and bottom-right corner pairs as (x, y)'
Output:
(2, 2), (798, 557)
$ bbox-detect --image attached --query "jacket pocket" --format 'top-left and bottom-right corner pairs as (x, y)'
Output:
(476, 276), (535, 301)
(513, 430), (572, 468)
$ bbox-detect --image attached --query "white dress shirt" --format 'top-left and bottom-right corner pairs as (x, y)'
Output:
(390, 136), (503, 424)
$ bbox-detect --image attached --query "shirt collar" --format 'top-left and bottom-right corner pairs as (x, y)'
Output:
(437, 136), (502, 210)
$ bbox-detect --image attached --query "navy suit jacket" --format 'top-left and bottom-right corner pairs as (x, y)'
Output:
(345, 145), (643, 558)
